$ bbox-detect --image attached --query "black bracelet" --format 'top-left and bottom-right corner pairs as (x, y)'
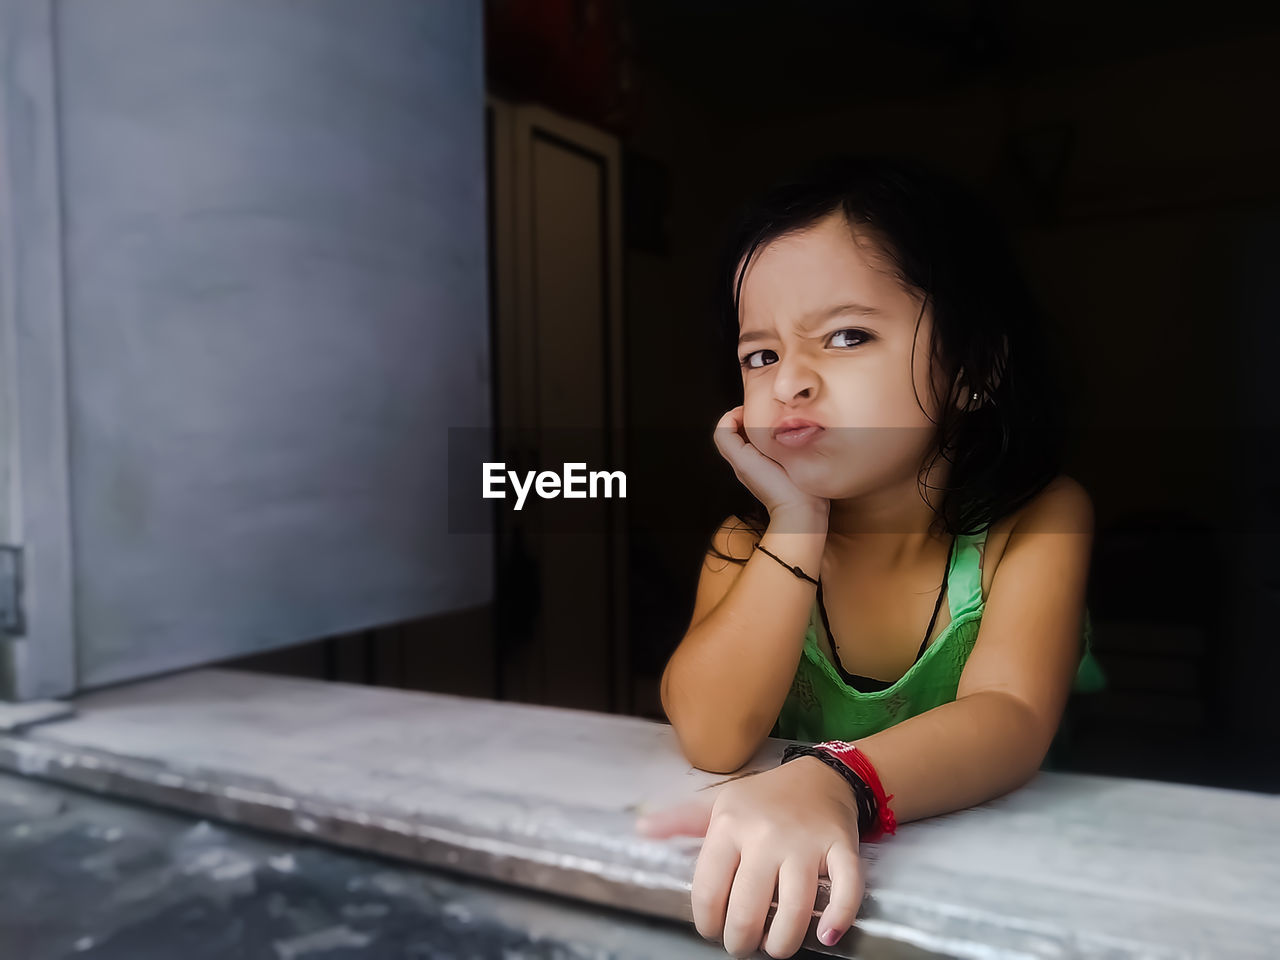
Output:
(781, 744), (879, 837)
(753, 542), (819, 585)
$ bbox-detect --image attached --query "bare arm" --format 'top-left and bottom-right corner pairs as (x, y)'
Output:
(844, 477), (1095, 824)
(662, 505), (828, 772)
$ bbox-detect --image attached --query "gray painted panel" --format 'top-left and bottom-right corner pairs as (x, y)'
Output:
(49, 0), (491, 687)
(0, 0), (78, 700)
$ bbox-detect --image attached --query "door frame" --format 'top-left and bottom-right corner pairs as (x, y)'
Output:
(486, 96), (630, 713)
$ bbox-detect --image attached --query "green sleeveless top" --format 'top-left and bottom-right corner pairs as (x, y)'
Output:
(771, 524), (1107, 744)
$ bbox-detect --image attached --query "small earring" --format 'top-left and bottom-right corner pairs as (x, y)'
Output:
(971, 392), (979, 401)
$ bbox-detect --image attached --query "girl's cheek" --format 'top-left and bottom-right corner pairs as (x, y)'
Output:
(743, 423), (772, 448)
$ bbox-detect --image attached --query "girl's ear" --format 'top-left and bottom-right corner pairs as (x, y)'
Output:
(952, 365), (983, 412)
(953, 336), (1009, 412)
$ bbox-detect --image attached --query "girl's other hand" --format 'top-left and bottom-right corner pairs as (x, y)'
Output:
(713, 405), (830, 522)
(634, 758), (864, 958)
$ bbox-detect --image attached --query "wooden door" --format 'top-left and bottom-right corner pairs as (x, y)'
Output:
(486, 98), (629, 713)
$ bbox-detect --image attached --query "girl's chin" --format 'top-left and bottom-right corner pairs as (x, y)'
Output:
(782, 460), (862, 498)
(780, 473), (844, 502)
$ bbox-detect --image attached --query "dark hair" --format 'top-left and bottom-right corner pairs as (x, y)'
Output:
(706, 153), (1069, 564)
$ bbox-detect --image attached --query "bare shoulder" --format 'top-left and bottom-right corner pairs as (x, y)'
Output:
(956, 474), (1097, 727)
(978, 475), (1094, 599)
(1010, 475), (1095, 536)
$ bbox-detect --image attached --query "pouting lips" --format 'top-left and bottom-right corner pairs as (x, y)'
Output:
(773, 423), (825, 447)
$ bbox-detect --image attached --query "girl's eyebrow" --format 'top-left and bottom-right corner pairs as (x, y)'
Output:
(738, 302), (885, 346)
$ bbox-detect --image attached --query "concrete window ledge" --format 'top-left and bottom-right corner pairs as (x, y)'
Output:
(1, 668), (1277, 959)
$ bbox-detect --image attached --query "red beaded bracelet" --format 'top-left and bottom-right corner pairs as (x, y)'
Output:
(813, 740), (897, 841)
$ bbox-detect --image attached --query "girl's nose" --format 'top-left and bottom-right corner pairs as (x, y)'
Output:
(772, 355), (819, 403)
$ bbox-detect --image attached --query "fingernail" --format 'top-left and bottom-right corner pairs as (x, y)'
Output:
(819, 926), (843, 946)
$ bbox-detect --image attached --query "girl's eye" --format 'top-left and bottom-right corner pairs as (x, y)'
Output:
(738, 329), (871, 370)
(739, 349), (777, 370)
(830, 328), (872, 348)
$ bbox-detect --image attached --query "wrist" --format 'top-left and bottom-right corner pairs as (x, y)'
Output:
(768, 503), (828, 536)
(780, 742), (897, 842)
(788, 755), (862, 831)
(756, 523), (826, 585)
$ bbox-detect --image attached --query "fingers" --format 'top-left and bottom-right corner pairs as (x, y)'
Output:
(713, 405), (780, 490)
(815, 841), (864, 948)
(635, 779), (737, 838)
(721, 848), (778, 958)
(713, 406), (747, 460)
(690, 830), (739, 945)
(634, 791), (717, 838)
(762, 855), (820, 959)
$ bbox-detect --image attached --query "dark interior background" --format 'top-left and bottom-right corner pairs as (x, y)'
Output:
(230, 0), (1280, 793)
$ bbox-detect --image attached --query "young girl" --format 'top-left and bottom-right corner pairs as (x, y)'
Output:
(634, 154), (1106, 958)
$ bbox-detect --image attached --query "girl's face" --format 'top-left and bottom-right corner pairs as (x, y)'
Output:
(736, 211), (951, 501)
